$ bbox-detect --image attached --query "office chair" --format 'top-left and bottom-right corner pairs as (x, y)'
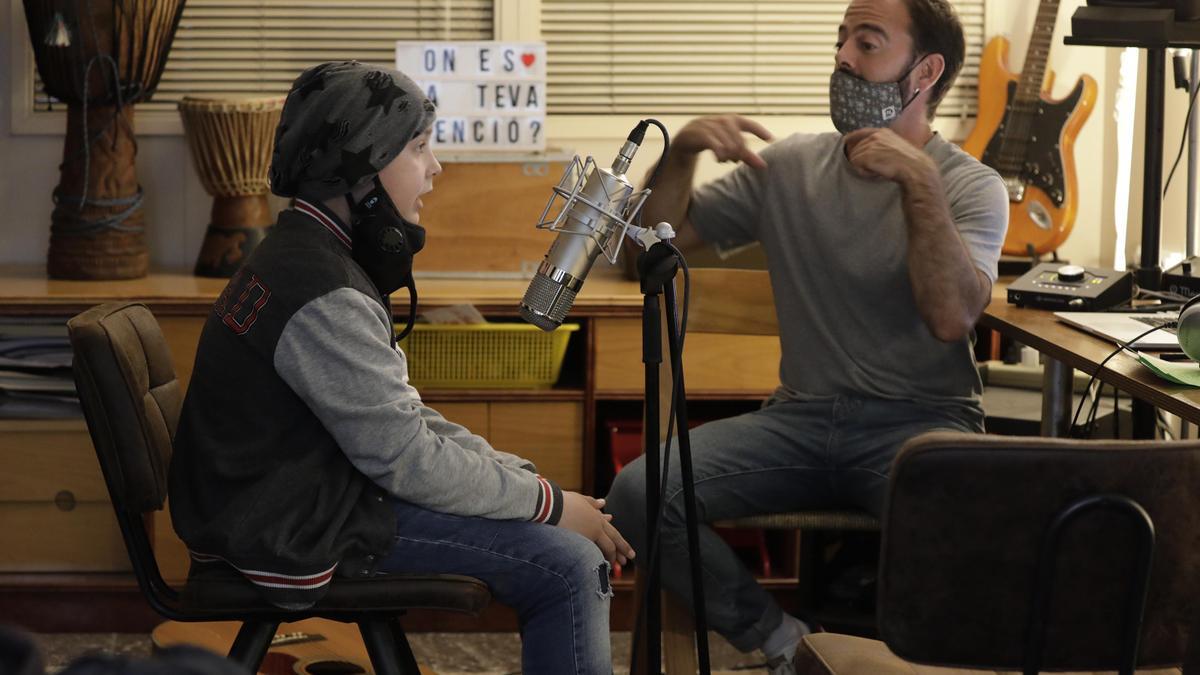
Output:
(796, 431), (1199, 675)
(68, 302), (490, 675)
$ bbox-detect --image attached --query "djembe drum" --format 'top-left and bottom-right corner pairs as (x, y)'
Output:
(179, 96), (284, 277)
(22, 0), (186, 280)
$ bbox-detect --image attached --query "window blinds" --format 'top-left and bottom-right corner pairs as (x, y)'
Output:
(541, 0), (984, 117)
(33, 0), (494, 113)
(29, 1), (984, 119)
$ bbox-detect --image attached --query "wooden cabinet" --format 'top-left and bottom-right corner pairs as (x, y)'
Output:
(0, 268), (789, 625)
(490, 402), (583, 491)
(0, 420), (127, 572)
(438, 400), (583, 491)
(593, 318), (781, 395)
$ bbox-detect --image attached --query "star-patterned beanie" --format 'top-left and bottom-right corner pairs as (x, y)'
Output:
(269, 60), (436, 201)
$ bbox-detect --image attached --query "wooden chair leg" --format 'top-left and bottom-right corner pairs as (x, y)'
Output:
(227, 620), (278, 671)
(663, 591), (698, 675)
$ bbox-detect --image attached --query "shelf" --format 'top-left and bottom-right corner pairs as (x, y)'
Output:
(595, 391), (774, 402)
(610, 575), (801, 590)
(1066, 7), (1200, 48)
(420, 388), (585, 402)
(0, 418), (86, 431)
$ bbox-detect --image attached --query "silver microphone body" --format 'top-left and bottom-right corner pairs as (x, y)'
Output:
(520, 142), (640, 331)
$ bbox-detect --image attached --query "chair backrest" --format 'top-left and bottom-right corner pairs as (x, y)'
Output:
(880, 431), (1200, 671)
(686, 268), (778, 336)
(68, 302), (183, 605)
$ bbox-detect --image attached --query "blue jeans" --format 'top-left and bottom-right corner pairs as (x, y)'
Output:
(375, 500), (613, 675)
(605, 393), (983, 652)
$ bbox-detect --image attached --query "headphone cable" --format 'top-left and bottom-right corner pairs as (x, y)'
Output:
(1069, 323), (1166, 437)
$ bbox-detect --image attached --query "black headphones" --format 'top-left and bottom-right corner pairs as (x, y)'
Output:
(347, 176), (426, 341)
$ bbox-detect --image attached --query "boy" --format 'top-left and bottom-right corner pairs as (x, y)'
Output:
(169, 61), (632, 674)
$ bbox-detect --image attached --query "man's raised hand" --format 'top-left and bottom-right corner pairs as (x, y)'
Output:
(673, 115), (775, 169)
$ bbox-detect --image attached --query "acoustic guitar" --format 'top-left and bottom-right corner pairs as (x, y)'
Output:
(962, 0), (1096, 257)
(151, 618), (436, 675)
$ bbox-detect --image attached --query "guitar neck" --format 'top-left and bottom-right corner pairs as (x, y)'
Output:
(1014, 0), (1061, 107)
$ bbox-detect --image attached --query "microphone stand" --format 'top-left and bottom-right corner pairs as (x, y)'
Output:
(632, 225), (711, 675)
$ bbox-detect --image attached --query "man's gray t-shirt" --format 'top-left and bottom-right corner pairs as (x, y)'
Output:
(689, 131), (1007, 416)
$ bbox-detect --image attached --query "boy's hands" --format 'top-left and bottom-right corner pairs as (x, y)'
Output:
(558, 491), (635, 566)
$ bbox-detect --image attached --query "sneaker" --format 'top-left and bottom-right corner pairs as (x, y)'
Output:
(765, 650), (797, 675)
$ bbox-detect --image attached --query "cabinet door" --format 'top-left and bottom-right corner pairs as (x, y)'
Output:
(0, 504), (129, 572)
(432, 402), (490, 437)
(593, 318), (781, 394)
(158, 317), (205, 392)
(488, 402), (583, 491)
(0, 420), (129, 572)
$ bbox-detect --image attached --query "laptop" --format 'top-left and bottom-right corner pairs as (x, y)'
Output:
(1053, 311), (1180, 349)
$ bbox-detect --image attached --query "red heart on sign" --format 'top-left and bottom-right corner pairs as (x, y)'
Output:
(521, 53), (536, 67)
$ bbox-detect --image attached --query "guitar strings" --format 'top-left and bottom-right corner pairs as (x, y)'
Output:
(995, 1), (1060, 180)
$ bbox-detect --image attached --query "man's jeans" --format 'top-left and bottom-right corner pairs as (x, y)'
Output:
(377, 500), (614, 674)
(605, 393), (983, 652)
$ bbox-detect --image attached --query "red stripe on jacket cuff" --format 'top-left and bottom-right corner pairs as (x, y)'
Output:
(534, 476), (553, 523)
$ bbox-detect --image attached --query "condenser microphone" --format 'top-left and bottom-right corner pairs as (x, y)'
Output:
(519, 122), (652, 331)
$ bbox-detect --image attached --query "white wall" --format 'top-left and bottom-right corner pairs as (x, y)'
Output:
(2, 0), (1193, 273)
(1139, 49), (1197, 270)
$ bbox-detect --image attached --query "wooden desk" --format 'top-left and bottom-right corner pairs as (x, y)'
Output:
(980, 285), (1200, 435)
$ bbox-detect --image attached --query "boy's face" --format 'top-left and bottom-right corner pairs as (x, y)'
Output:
(378, 127), (441, 223)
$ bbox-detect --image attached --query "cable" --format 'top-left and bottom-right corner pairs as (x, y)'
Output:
(1157, 410), (1175, 440)
(1082, 381), (1107, 438)
(1132, 288), (1190, 305)
(642, 119), (672, 196)
(1069, 323), (1165, 437)
(1163, 73), (1200, 199)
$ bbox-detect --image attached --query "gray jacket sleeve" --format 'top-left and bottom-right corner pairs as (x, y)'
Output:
(390, 355), (537, 472)
(412, 405), (536, 472)
(273, 287), (561, 524)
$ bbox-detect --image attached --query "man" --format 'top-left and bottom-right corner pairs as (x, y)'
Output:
(605, 1), (1008, 672)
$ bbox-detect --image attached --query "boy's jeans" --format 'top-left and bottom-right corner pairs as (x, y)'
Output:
(377, 499), (614, 674)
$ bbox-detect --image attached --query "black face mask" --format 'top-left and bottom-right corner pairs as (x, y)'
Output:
(347, 176), (426, 341)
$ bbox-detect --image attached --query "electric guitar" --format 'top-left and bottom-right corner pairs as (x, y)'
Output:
(962, 0), (1097, 257)
(151, 618), (437, 675)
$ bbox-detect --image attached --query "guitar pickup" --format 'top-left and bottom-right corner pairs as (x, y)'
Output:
(1003, 176), (1026, 203)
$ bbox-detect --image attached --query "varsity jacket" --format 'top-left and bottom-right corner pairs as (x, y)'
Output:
(168, 202), (563, 609)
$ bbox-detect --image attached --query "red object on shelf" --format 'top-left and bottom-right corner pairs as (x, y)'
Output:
(606, 418), (773, 578)
(608, 419), (645, 474)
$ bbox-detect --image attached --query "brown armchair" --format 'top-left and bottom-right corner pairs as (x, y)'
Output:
(68, 302), (490, 675)
(796, 431), (1199, 675)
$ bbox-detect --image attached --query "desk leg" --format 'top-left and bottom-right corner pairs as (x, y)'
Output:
(1041, 357), (1073, 437)
(1132, 400), (1156, 440)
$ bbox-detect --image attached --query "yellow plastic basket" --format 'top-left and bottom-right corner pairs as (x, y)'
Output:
(395, 323), (580, 389)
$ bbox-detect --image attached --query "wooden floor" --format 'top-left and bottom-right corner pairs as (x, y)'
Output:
(31, 630), (769, 674)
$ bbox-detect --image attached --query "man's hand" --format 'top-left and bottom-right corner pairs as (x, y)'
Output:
(673, 115), (775, 169)
(843, 127), (937, 184)
(558, 491), (635, 566)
